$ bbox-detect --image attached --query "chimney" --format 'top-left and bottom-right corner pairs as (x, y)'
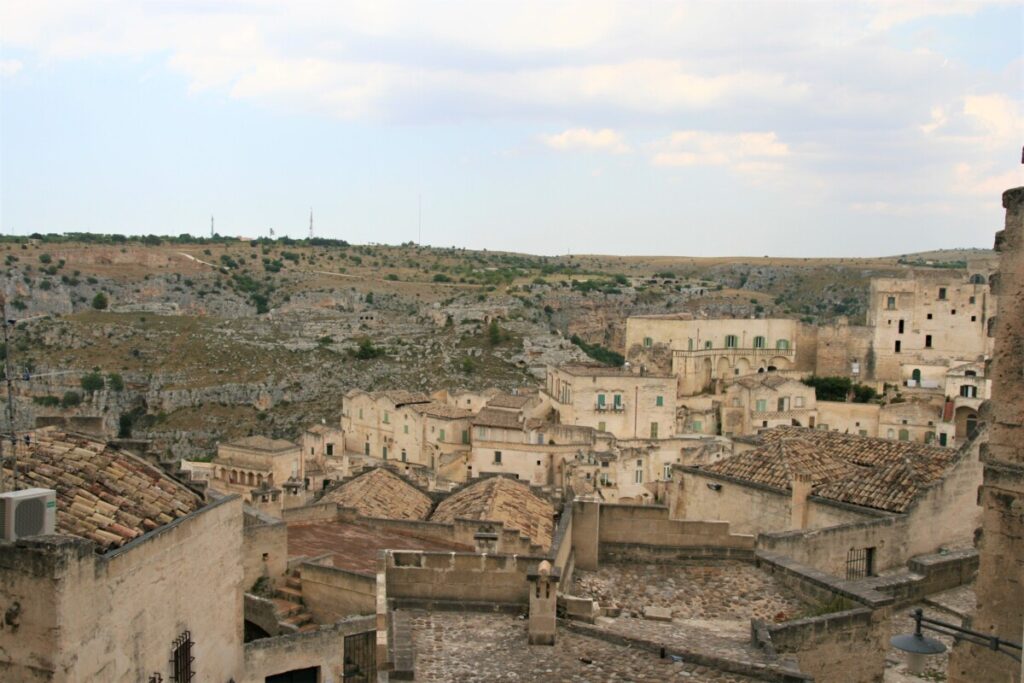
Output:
(790, 470), (813, 530)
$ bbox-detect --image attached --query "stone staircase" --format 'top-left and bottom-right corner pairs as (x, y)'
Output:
(273, 569), (318, 633)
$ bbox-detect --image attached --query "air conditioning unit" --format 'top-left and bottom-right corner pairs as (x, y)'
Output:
(0, 488), (57, 542)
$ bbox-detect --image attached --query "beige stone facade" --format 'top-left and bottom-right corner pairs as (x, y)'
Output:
(544, 364), (677, 440)
(720, 374), (817, 436)
(212, 435), (304, 501)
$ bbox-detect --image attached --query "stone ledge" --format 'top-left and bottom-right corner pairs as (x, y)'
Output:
(561, 619), (812, 682)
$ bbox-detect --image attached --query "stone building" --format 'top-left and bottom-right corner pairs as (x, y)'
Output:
(340, 390), (475, 471)
(624, 314), (808, 395)
(865, 273), (994, 383)
(720, 374), (818, 436)
(948, 186), (1024, 683)
(543, 364), (677, 440)
(0, 428), (365, 682)
(673, 425), (983, 572)
(211, 435), (304, 502)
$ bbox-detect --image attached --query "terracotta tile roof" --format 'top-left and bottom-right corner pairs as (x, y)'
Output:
(377, 390), (432, 406)
(288, 520), (471, 576)
(430, 477), (554, 549)
(410, 401), (475, 420)
(486, 393), (532, 409)
(731, 374), (795, 390)
(703, 438), (858, 490)
(224, 435), (298, 452)
(321, 468), (432, 520)
(702, 426), (962, 513)
(6, 429), (203, 553)
(472, 407), (524, 430)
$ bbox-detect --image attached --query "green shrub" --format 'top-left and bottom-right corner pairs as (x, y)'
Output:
(61, 391), (82, 408)
(80, 372), (105, 394)
(92, 292), (108, 310)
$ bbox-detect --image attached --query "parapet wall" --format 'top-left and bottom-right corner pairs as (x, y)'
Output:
(757, 515), (907, 576)
(301, 563), (377, 622)
(384, 550), (545, 609)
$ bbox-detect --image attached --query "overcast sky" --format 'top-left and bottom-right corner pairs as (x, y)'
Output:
(1, 1), (1021, 256)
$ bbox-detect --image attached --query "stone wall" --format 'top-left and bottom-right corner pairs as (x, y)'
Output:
(757, 516), (907, 576)
(764, 608), (889, 683)
(301, 564), (377, 621)
(384, 550), (546, 608)
(241, 615), (375, 683)
(0, 496), (244, 683)
(949, 186), (1024, 683)
(243, 508), (288, 591)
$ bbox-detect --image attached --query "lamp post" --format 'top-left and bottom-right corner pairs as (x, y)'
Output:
(891, 608), (1022, 674)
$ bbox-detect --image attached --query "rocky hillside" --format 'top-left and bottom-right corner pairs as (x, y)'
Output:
(0, 235), (991, 460)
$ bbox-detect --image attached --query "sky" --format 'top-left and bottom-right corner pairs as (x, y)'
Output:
(0, 1), (1022, 257)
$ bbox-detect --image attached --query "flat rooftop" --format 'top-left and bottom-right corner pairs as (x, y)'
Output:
(572, 561), (810, 667)
(287, 520), (471, 576)
(405, 610), (761, 682)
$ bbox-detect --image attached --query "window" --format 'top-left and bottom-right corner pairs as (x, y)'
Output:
(403, 424), (409, 434)
(656, 395), (664, 407)
(898, 320), (904, 334)
(704, 340), (713, 349)
(383, 411), (389, 424)
(599, 472), (610, 486)
(859, 429), (868, 436)
(895, 340), (901, 353)
(597, 393), (606, 409)
(494, 451), (502, 464)
(753, 335), (766, 349)
(969, 296), (976, 304)
(725, 334), (739, 348)
(776, 339), (790, 350)
(794, 396), (804, 408)
(326, 443), (334, 456)
(887, 296), (896, 310)
(925, 335), (932, 348)
(755, 399), (767, 412)
(971, 315), (977, 322)
(938, 287), (947, 300)
(777, 397), (789, 411)
(650, 422), (659, 438)
(951, 309), (956, 315)
(401, 449), (407, 462)
(536, 433), (545, 445)
(692, 420), (702, 432)
(634, 468), (643, 484)
(382, 446), (388, 459)
(898, 429), (909, 441)
(927, 313), (933, 320)
(846, 547), (875, 579)
(663, 463), (672, 480)
(688, 338), (694, 350)
(613, 394), (622, 410)
(643, 336), (653, 347)
(960, 385), (977, 398)
(439, 429), (446, 442)
(939, 433), (948, 446)
(462, 430), (469, 444)
(887, 428), (895, 439)
(170, 631), (195, 683)
(597, 421), (606, 432)
(358, 408), (364, 419)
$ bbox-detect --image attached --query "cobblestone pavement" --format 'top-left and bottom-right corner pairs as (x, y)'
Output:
(406, 610), (763, 682)
(572, 561), (808, 623)
(597, 615), (776, 666)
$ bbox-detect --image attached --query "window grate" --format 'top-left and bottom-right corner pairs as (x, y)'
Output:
(170, 631), (194, 683)
(846, 548), (874, 580)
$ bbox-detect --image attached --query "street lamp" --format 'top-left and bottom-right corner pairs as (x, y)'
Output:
(891, 608), (1022, 674)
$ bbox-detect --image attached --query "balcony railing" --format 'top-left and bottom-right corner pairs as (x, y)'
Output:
(594, 404), (626, 412)
(673, 347), (796, 359)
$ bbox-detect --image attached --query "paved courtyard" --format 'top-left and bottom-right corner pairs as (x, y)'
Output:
(406, 610), (764, 682)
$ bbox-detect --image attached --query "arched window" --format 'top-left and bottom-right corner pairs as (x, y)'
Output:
(898, 429), (910, 441)
(776, 339), (790, 350)
(911, 368), (921, 382)
(753, 336), (766, 349)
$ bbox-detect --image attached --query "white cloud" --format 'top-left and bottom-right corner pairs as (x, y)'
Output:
(0, 60), (23, 78)
(541, 128), (629, 153)
(651, 131), (790, 174)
